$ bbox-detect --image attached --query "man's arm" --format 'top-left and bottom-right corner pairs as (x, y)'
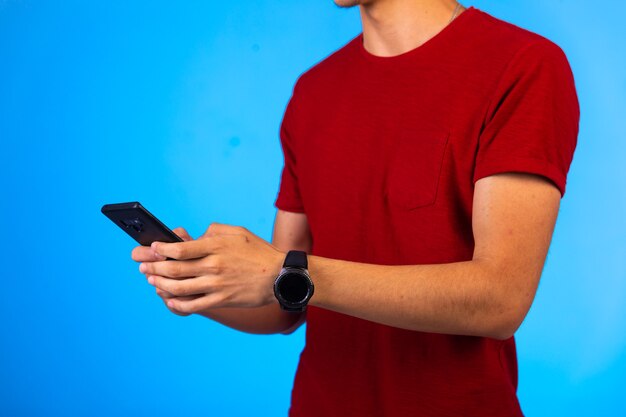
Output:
(306, 172), (561, 340)
(145, 172), (561, 340)
(133, 209), (312, 335)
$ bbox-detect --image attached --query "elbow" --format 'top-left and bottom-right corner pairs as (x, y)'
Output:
(476, 265), (538, 340)
(487, 326), (517, 341)
(479, 289), (530, 340)
(485, 307), (528, 341)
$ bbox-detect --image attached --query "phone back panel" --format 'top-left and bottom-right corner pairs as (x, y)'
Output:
(101, 202), (183, 246)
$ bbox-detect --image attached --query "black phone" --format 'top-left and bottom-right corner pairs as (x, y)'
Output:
(101, 201), (184, 246)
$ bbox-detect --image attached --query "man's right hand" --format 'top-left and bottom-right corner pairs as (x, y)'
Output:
(131, 226), (199, 316)
(129, 210), (312, 335)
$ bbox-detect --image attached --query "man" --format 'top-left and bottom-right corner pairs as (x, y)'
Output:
(133, 0), (579, 415)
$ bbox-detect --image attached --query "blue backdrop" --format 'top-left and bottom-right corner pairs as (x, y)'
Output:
(1, 1), (624, 415)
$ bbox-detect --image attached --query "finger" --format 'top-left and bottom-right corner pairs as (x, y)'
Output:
(155, 287), (175, 299)
(131, 245), (166, 262)
(155, 288), (194, 317)
(154, 287), (201, 316)
(158, 291), (202, 303)
(173, 227), (193, 242)
(140, 258), (208, 278)
(148, 274), (212, 297)
(167, 293), (222, 314)
(151, 238), (218, 260)
(168, 308), (191, 317)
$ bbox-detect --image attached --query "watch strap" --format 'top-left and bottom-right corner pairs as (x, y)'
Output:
(283, 250), (308, 269)
(280, 304), (307, 312)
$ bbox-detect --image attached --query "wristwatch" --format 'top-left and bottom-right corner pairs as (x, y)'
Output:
(273, 250), (314, 312)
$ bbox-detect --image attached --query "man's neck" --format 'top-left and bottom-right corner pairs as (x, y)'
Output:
(359, 0), (466, 57)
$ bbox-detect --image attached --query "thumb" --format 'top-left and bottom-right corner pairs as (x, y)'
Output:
(173, 226), (193, 242)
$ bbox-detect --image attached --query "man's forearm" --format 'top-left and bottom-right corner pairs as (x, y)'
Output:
(307, 255), (532, 340)
(195, 305), (304, 335)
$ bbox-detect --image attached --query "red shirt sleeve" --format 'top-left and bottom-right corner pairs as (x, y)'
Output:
(473, 39), (580, 197)
(274, 80), (306, 213)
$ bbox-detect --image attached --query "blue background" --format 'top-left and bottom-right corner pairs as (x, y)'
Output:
(1, 0), (624, 415)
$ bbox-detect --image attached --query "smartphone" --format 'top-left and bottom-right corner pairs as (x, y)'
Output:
(101, 202), (183, 246)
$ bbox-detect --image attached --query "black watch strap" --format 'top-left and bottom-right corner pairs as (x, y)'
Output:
(283, 250), (308, 269)
(282, 304), (306, 313)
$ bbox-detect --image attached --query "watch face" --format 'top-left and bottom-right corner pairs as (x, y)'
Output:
(278, 271), (310, 303)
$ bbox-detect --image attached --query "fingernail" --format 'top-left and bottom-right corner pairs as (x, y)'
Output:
(147, 276), (154, 285)
(139, 263), (147, 273)
(167, 300), (174, 308)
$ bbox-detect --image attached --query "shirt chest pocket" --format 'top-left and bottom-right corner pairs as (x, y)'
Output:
(385, 129), (450, 210)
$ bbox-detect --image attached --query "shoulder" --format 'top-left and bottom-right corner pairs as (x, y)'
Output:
(470, 7), (570, 68)
(291, 35), (360, 95)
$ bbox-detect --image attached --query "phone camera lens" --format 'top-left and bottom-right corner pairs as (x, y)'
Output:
(121, 218), (144, 233)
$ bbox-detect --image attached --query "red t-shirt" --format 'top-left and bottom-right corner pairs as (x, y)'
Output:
(274, 6), (579, 416)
